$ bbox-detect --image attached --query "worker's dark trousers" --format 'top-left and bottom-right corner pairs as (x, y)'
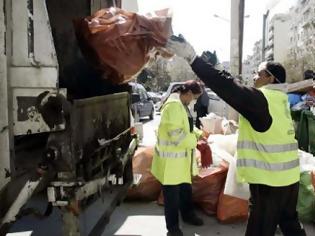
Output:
(196, 106), (208, 129)
(162, 183), (195, 232)
(245, 182), (307, 236)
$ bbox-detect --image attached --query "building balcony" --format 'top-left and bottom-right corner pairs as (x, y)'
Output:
(302, 13), (314, 27)
(266, 54), (274, 61)
(265, 48), (274, 58)
(266, 42), (274, 50)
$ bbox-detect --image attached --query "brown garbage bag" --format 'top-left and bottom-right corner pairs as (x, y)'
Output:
(74, 7), (172, 84)
(217, 191), (248, 223)
(126, 146), (162, 201)
(193, 162), (228, 215)
(157, 161), (228, 216)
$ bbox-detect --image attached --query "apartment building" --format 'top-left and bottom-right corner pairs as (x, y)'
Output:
(242, 40), (262, 85)
(288, 0), (315, 73)
(263, 14), (291, 63)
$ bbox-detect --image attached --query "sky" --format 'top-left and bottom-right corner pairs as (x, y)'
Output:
(137, 0), (297, 62)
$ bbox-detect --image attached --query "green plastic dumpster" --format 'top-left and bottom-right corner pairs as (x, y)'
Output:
(291, 110), (302, 138)
(297, 110), (309, 152)
(307, 112), (315, 155)
(297, 110), (315, 155)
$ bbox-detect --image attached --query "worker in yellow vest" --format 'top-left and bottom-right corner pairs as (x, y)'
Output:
(151, 80), (208, 236)
(165, 35), (306, 236)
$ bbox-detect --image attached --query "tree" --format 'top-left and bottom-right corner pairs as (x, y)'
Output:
(139, 56), (172, 92)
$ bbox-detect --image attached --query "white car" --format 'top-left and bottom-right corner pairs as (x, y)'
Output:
(206, 88), (228, 118)
(156, 82), (197, 118)
(157, 83), (227, 118)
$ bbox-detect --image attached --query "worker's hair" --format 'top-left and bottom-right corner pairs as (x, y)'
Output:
(173, 80), (202, 94)
(265, 62), (286, 84)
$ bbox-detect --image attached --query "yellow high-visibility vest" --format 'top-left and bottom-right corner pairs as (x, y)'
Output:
(151, 93), (202, 185)
(237, 87), (300, 186)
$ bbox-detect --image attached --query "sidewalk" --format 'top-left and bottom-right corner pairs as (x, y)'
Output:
(103, 201), (315, 236)
(102, 201), (246, 236)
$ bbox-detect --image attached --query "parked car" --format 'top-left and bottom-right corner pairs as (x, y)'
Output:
(147, 91), (162, 104)
(206, 88), (228, 117)
(130, 82), (155, 120)
(156, 83), (227, 119)
(156, 82), (198, 118)
(156, 82), (185, 112)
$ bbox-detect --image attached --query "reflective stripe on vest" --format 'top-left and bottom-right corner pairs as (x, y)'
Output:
(237, 141), (298, 153)
(237, 158), (299, 171)
(155, 147), (188, 158)
(168, 128), (183, 136)
(158, 132), (187, 146)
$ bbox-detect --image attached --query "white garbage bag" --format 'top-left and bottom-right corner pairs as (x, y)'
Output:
(299, 149), (315, 172)
(200, 113), (223, 134)
(210, 145), (250, 200)
(208, 133), (238, 156)
(223, 153), (250, 200)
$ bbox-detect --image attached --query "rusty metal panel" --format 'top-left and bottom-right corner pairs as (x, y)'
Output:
(33, 0), (58, 66)
(71, 92), (130, 145)
(91, 0), (100, 14)
(70, 92), (131, 179)
(10, 67), (58, 88)
(12, 88), (66, 135)
(0, 0), (10, 190)
(91, 0), (115, 14)
(11, 0), (29, 66)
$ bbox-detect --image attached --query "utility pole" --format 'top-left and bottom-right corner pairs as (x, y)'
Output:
(230, 0), (245, 78)
(228, 0), (245, 121)
(262, 10), (269, 61)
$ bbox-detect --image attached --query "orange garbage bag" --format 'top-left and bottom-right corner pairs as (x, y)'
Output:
(157, 161), (228, 216)
(126, 147), (162, 201)
(217, 191), (249, 223)
(74, 7), (172, 84)
(192, 162), (228, 215)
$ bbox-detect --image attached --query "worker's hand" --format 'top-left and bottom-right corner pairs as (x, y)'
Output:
(201, 129), (210, 140)
(165, 34), (197, 64)
(200, 125), (211, 140)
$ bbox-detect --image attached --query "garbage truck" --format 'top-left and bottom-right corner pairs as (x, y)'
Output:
(0, 0), (139, 235)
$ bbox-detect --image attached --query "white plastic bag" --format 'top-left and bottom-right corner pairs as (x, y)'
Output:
(209, 145), (249, 200)
(208, 133), (238, 156)
(223, 153), (250, 200)
(299, 149), (315, 172)
(199, 113), (223, 134)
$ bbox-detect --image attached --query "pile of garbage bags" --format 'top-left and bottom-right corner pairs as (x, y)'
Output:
(126, 114), (248, 223)
(126, 113), (315, 224)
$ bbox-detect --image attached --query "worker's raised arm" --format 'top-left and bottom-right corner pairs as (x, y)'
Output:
(166, 35), (272, 132)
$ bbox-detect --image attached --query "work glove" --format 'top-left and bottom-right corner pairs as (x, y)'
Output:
(201, 129), (210, 140)
(197, 139), (213, 168)
(165, 34), (197, 64)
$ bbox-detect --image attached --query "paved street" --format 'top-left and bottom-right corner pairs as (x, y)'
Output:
(138, 113), (160, 147)
(103, 201), (247, 236)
